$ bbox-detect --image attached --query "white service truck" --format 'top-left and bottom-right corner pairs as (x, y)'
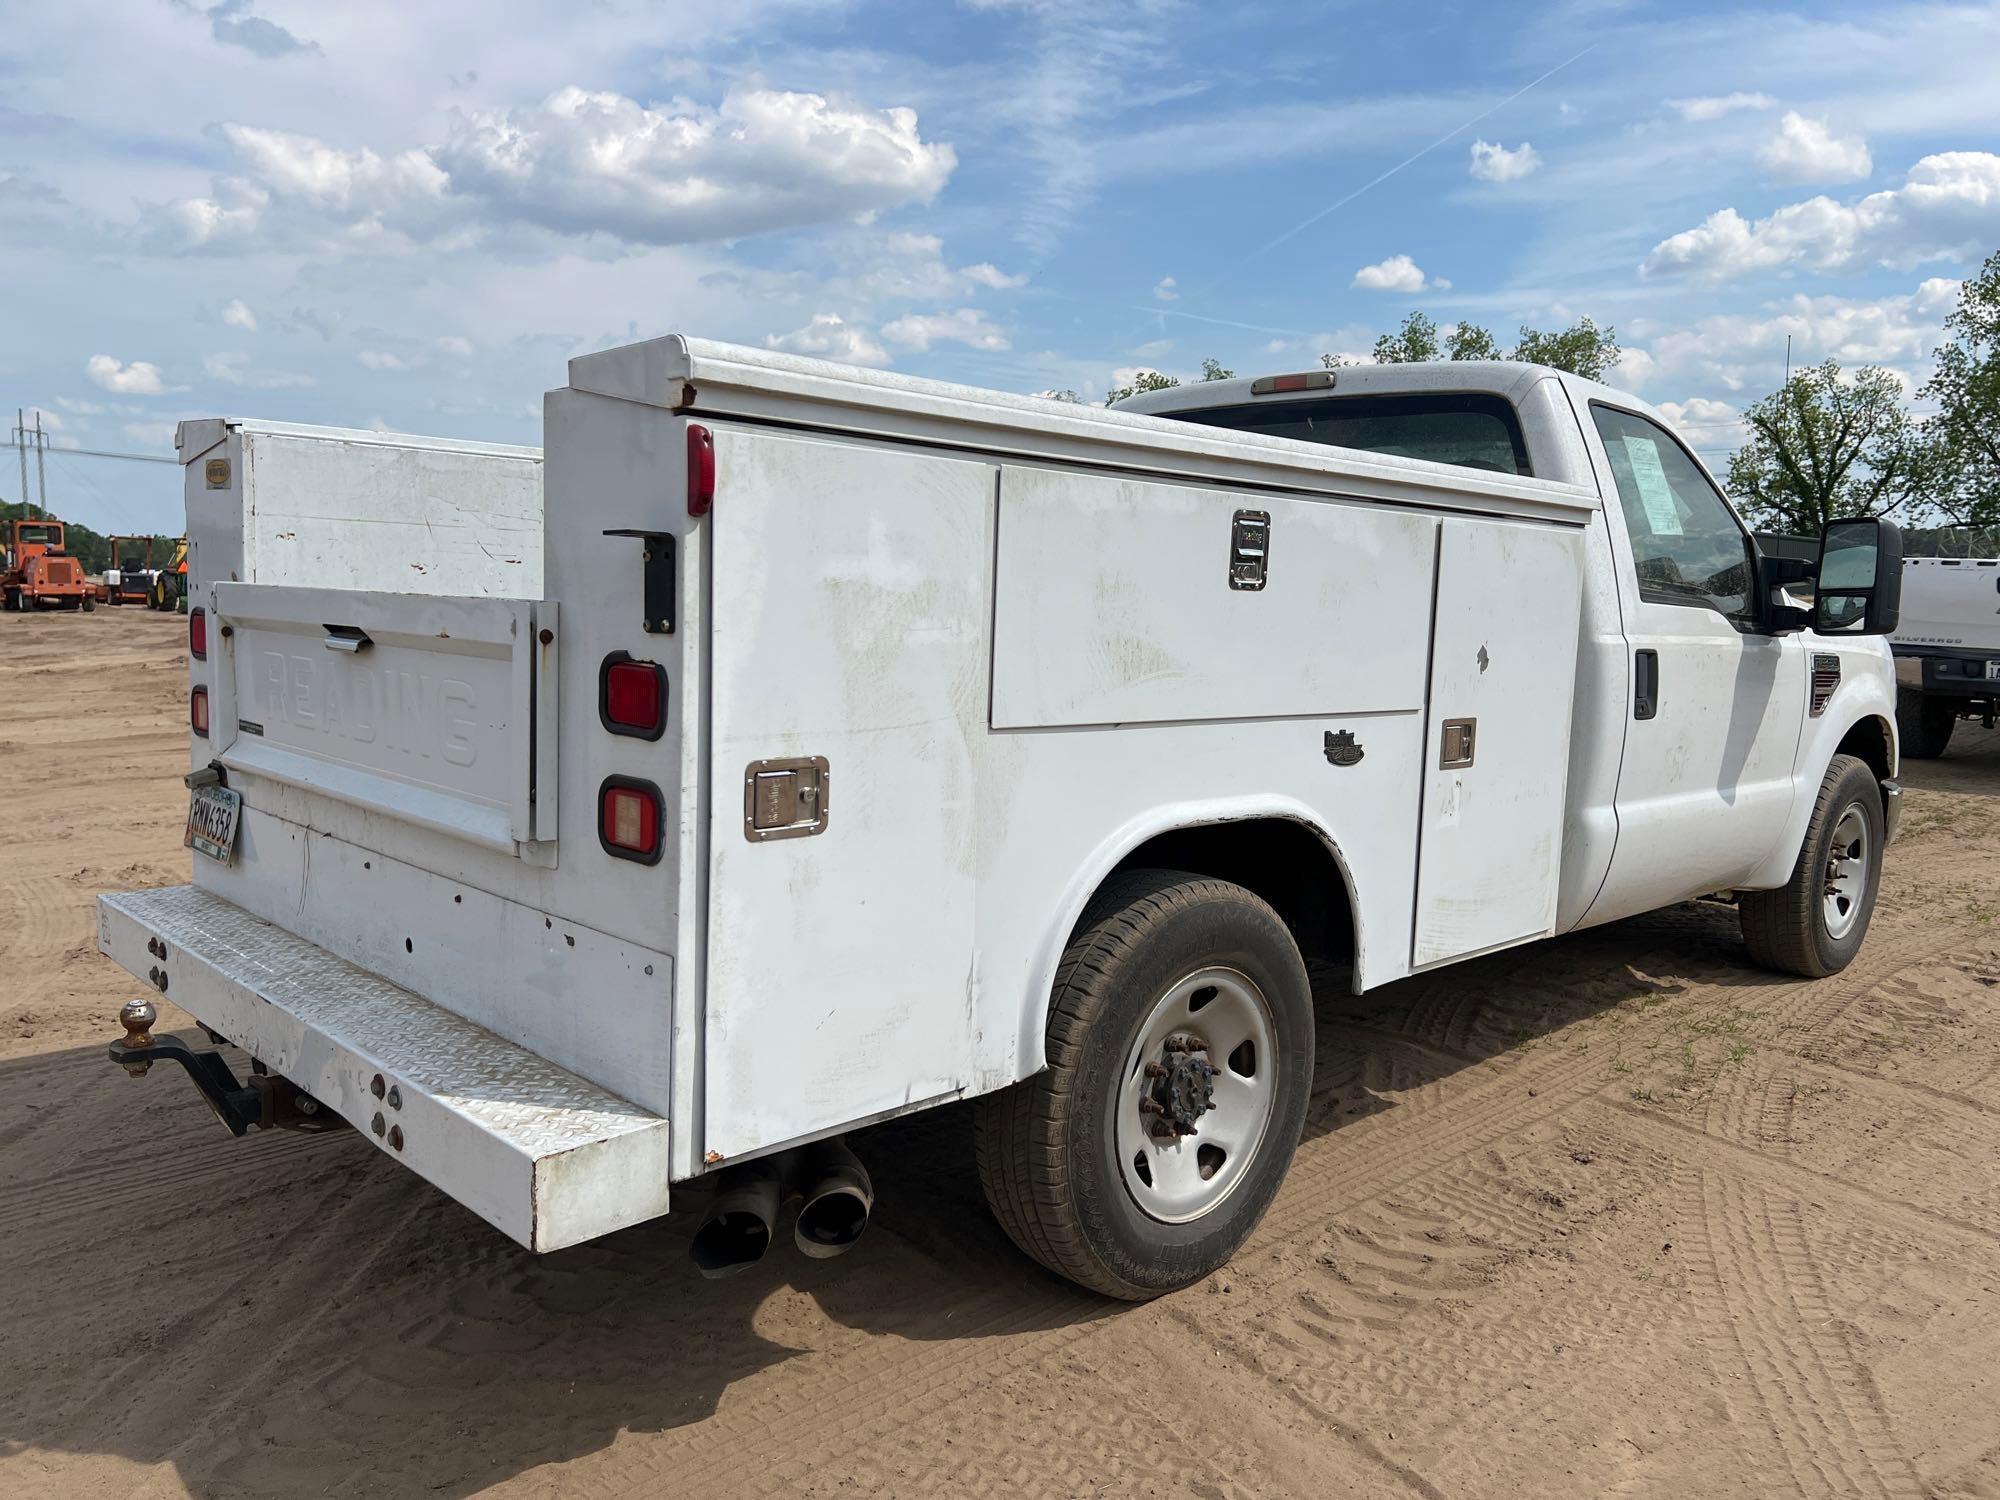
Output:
(99, 343), (1905, 1300)
(1891, 554), (2000, 758)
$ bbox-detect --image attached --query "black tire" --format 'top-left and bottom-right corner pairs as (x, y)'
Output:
(1740, 754), (1884, 978)
(82, 594), (94, 612)
(974, 869), (1314, 1300)
(3, 589), (18, 613)
(1895, 687), (1954, 759)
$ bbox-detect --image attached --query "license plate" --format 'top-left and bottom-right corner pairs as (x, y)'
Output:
(186, 784), (242, 864)
(1986, 661), (2000, 681)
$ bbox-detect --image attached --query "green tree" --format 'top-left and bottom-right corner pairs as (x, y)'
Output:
(1371, 311), (1439, 363)
(1513, 317), (1620, 380)
(1726, 361), (1926, 533)
(1104, 369), (1180, 406)
(1920, 247), (2000, 527)
(1200, 358), (1234, 381)
(1445, 322), (1503, 361)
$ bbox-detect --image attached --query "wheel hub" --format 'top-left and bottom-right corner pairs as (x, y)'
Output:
(1140, 1033), (1216, 1138)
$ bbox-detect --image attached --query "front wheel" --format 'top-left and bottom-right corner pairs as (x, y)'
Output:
(975, 869), (1314, 1300)
(1740, 754), (1884, 978)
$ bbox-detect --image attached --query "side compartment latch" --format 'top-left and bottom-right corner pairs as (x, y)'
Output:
(744, 757), (830, 842)
(1229, 509), (1271, 592)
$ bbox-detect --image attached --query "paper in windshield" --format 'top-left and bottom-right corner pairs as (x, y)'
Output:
(1621, 434), (1682, 537)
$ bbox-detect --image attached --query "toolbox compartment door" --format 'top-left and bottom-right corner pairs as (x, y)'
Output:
(208, 582), (557, 856)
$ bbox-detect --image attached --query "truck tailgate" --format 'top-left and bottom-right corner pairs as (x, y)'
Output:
(100, 885), (669, 1250)
(208, 583), (557, 855)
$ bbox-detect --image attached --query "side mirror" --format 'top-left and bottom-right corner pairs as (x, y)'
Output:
(1814, 518), (1903, 635)
(1756, 548), (1814, 634)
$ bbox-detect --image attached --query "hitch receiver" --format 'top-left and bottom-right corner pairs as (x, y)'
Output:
(108, 998), (343, 1136)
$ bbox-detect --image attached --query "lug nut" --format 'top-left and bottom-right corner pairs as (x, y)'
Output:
(1150, 1121), (1175, 1139)
(1143, 1062), (1168, 1078)
(1138, 1097), (1163, 1115)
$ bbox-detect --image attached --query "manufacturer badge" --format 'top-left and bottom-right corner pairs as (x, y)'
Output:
(1323, 729), (1364, 767)
(205, 458), (231, 489)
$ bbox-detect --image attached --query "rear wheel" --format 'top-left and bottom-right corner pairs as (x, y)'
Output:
(1740, 754), (1883, 978)
(1896, 687), (1955, 759)
(975, 869), (1314, 1300)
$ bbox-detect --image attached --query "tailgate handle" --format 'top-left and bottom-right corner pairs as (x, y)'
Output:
(322, 624), (374, 654)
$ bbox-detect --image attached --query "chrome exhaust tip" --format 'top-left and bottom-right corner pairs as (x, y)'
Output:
(793, 1140), (873, 1260)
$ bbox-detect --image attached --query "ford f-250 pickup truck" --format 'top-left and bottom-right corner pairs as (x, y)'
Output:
(97, 342), (1903, 1300)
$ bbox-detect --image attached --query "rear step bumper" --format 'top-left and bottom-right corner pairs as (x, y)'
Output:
(98, 886), (670, 1251)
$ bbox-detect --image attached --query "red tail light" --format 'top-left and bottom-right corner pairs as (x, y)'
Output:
(600, 652), (667, 740)
(189, 608), (207, 660)
(599, 777), (663, 864)
(190, 686), (209, 737)
(687, 424), (715, 517)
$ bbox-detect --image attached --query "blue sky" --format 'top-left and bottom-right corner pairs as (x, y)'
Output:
(3, 0), (1998, 533)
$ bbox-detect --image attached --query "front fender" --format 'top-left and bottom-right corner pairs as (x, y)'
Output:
(1008, 795), (1362, 1082)
(1740, 639), (1898, 891)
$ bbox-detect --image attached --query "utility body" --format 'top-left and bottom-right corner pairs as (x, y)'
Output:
(99, 343), (1904, 1295)
(1890, 554), (2000, 758)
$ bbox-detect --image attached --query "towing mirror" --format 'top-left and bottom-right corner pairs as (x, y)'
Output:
(1814, 517), (1903, 635)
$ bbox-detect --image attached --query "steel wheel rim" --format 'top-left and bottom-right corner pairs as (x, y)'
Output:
(1822, 803), (1869, 939)
(1115, 966), (1279, 1225)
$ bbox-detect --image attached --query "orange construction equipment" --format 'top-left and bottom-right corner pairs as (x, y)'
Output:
(2, 518), (96, 612)
(149, 537), (189, 612)
(105, 535), (159, 606)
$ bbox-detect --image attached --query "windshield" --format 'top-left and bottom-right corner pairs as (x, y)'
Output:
(15, 523), (59, 547)
(1164, 392), (1532, 476)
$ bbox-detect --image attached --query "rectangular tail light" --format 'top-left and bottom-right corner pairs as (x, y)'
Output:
(190, 686), (210, 738)
(600, 652), (667, 739)
(599, 777), (663, 864)
(189, 608), (207, 661)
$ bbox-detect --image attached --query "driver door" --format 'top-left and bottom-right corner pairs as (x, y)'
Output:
(1581, 403), (1805, 927)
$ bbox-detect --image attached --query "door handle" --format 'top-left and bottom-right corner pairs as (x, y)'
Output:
(1634, 649), (1659, 720)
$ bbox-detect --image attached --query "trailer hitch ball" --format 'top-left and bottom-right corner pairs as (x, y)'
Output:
(117, 999), (158, 1077)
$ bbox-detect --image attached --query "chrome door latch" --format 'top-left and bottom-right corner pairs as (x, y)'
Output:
(1229, 510), (1270, 591)
(744, 757), (830, 841)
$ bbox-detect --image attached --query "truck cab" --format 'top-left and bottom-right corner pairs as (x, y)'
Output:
(1120, 361), (1903, 944)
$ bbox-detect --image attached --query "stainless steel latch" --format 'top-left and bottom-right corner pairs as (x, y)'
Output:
(1439, 718), (1476, 769)
(744, 757), (830, 841)
(1229, 509), (1270, 591)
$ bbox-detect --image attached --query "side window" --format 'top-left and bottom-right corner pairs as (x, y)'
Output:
(1591, 404), (1755, 628)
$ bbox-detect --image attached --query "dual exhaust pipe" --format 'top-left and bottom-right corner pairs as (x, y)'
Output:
(690, 1138), (874, 1279)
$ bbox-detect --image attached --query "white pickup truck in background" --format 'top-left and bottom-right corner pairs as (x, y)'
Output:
(99, 342), (1904, 1300)
(1891, 554), (2000, 758)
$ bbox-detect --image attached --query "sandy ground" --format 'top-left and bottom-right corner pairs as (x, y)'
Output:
(2, 607), (1997, 1500)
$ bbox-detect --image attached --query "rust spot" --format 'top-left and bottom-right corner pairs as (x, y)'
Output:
(704, 1150), (724, 1165)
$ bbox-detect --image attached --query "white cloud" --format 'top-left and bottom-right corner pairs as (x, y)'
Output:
(1351, 254), (1446, 293)
(438, 87), (954, 245)
(1668, 92), (1776, 122)
(220, 297), (257, 331)
(435, 336), (475, 357)
(1616, 279), (1960, 395)
(1758, 112), (1871, 185)
(357, 350), (408, 370)
(1654, 397), (1747, 447)
(1642, 151), (2000, 281)
(881, 308), (1011, 353)
(763, 313), (890, 367)
(85, 355), (167, 394)
(159, 86), (955, 253)
(1468, 139), (1541, 183)
(1153, 276), (1179, 302)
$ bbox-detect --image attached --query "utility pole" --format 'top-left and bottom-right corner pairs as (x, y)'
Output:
(13, 408), (27, 518)
(32, 410), (47, 515)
